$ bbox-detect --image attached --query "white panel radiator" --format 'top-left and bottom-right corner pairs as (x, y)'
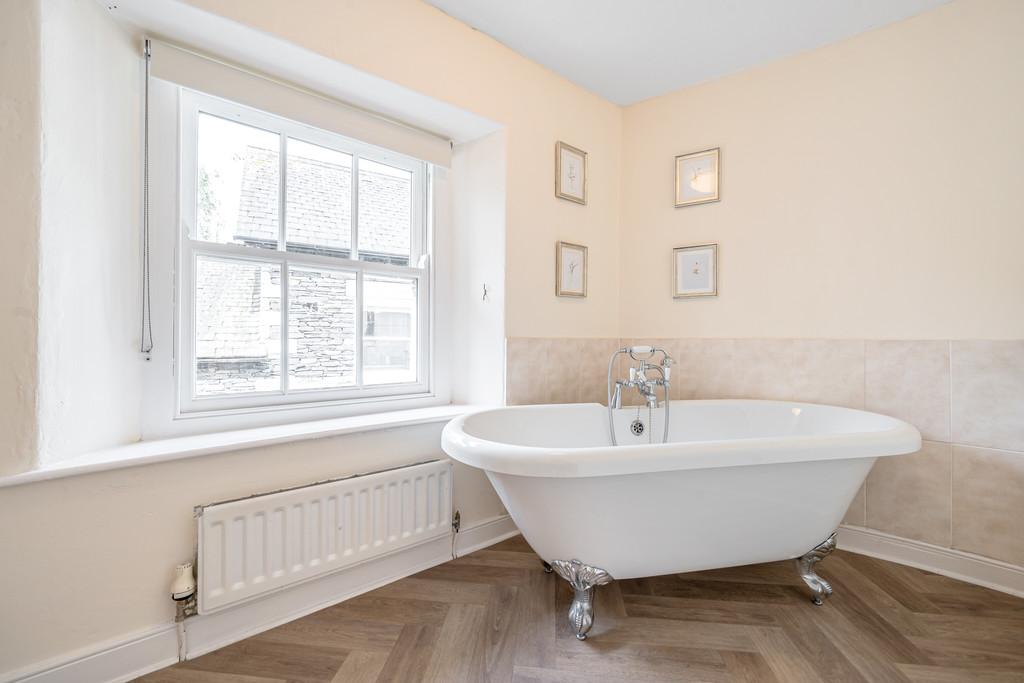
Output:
(196, 460), (452, 613)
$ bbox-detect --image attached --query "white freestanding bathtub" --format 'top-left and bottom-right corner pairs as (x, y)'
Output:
(442, 399), (920, 639)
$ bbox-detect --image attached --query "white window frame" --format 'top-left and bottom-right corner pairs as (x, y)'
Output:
(177, 89), (432, 416)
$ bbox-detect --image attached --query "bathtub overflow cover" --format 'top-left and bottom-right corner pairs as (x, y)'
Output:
(630, 419), (645, 437)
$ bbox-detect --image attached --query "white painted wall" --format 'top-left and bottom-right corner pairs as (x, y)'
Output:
(450, 130), (507, 407)
(36, 0), (145, 464)
(0, 0), (42, 476)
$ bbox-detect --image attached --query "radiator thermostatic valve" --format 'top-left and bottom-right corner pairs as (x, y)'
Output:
(171, 562), (196, 601)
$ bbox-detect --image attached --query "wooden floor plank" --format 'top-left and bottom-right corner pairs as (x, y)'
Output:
(720, 651), (780, 683)
(748, 626), (825, 683)
(421, 603), (489, 683)
(175, 638), (349, 683)
(374, 623), (440, 683)
(138, 670), (286, 683)
(622, 594), (780, 626)
(137, 534), (1024, 683)
(771, 604), (869, 683)
(330, 650), (389, 683)
(898, 663), (1024, 682)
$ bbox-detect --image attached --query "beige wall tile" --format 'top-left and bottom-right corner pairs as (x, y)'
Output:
(952, 445), (1024, 566)
(723, 339), (866, 408)
(951, 341), (1024, 452)
(668, 338), (738, 400)
(578, 338), (621, 404)
(843, 483), (867, 527)
(547, 338), (583, 404)
(865, 340), (950, 442)
(507, 337), (622, 406)
(866, 441), (952, 547)
(505, 337), (551, 405)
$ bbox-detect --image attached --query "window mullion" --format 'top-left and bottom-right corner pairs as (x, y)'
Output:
(279, 135), (289, 395)
(351, 155), (360, 261)
(352, 154), (361, 388)
(355, 270), (364, 389)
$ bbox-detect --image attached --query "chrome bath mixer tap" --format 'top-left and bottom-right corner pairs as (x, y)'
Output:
(607, 346), (674, 445)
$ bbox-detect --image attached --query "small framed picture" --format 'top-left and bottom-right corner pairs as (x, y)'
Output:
(674, 243), (718, 298)
(555, 141), (587, 204)
(555, 241), (587, 297)
(675, 148), (720, 207)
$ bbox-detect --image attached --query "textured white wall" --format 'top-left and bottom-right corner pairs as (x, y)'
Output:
(36, 0), (145, 464)
(450, 130), (507, 407)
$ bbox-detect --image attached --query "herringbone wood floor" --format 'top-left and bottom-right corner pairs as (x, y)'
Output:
(138, 535), (1024, 683)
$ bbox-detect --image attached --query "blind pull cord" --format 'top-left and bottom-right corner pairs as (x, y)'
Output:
(141, 39), (154, 358)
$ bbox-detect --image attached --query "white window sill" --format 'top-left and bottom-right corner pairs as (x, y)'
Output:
(0, 404), (480, 490)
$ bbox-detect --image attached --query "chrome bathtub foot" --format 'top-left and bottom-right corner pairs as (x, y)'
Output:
(541, 561), (553, 574)
(549, 559), (613, 641)
(795, 531), (837, 605)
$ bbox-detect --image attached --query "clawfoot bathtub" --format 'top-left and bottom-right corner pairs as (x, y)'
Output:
(442, 400), (920, 640)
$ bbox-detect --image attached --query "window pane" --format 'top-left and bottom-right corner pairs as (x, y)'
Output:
(197, 113), (280, 248)
(195, 257), (281, 396)
(288, 267), (357, 390)
(286, 139), (352, 257)
(358, 159), (412, 265)
(363, 276), (417, 385)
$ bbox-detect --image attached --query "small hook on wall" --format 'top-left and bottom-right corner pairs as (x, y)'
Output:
(482, 284), (489, 301)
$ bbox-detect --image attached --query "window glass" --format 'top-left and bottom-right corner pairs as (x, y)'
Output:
(197, 113), (280, 248)
(286, 139), (353, 257)
(363, 276), (417, 385)
(194, 256), (281, 395)
(287, 267), (357, 390)
(357, 159), (412, 265)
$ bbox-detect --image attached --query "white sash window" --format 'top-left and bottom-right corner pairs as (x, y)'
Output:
(176, 90), (431, 414)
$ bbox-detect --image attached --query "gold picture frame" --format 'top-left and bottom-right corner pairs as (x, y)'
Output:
(555, 241), (587, 297)
(555, 141), (587, 204)
(675, 148), (720, 207)
(673, 243), (718, 298)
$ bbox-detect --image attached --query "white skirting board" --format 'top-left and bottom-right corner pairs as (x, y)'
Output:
(3, 515), (517, 683)
(1, 625), (179, 683)
(838, 525), (1024, 598)
(454, 513), (519, 557)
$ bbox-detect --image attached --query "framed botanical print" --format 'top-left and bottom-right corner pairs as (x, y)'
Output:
(673, 243), (718, 298)
(675, 148), (720, 207)
(555, 141), (587, 204)
(555, 241), (587, 297)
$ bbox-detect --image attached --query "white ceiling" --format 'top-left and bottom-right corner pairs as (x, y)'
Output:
(425, 0), (950, 105)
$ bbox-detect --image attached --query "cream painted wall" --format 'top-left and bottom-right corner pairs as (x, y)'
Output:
(621, 0), (1024, 340)
(0, 0), (42, 476)
(183, 0), (623, 339)
(38, 0), (144, 463)
(0, 422), (505, 675)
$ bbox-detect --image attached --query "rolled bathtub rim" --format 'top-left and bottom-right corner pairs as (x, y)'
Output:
(441, 399), (922, 479)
